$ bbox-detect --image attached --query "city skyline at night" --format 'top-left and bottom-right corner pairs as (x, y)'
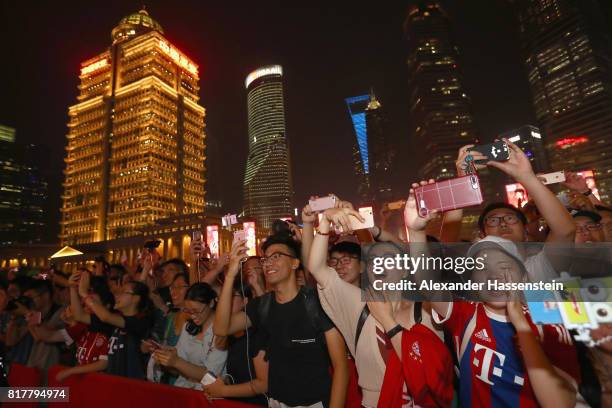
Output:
(3, 1), (612, 243)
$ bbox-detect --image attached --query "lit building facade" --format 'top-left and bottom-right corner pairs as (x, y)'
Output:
(403, 1), (478, 182)
(0, 125), (47, 246)
(345, 95), (371, 202)
(512, 0), (612, 201)
(243, 65), (293, 228)
(60, 9), (206, 245)
(499, 125), (549, 174)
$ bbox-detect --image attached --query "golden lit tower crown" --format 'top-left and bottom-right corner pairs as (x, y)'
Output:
(60, 9), (206, 245)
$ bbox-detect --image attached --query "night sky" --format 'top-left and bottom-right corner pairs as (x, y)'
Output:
(1, 0), (539, 242)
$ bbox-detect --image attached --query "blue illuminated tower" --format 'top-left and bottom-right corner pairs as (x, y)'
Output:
(345, 95), (371, 201)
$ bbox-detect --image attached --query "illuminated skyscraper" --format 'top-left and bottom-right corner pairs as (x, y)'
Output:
(499, 125), (549, 174)
(403, 1), (478, 181)
(345, 95), (371, 201)
(512, 0), (612, 201)
(243, 65), (293, 228)
(0, 125), (47, 246)
(60, 9), (206, 245)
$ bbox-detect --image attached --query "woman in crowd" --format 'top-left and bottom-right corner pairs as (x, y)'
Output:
(143, 272), (190, 384)
(152, 282), (227, 390)
(80, 271), (154, 380)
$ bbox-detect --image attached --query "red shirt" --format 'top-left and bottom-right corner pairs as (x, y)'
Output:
(66, 322), (110, 365)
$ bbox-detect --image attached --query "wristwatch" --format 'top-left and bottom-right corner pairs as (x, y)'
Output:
(386, 324), (403, 339)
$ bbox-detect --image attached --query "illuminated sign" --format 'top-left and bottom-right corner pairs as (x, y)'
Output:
(576, 170), (601, 200)
(81, 59), (109, 75)
(243, 222), (257, 256)
(505, 183), (529, 208)
(245, 65), (283, 88)
(556, 136), (588, 149)
(158, 40), (198, 76)
(206, 225), (220, 258)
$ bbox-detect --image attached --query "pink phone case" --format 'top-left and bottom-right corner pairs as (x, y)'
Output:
(414, 174), (484, 217)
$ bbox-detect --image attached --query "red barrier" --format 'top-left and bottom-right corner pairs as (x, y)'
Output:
(6, 364), (42, 408)
(46, 366), (258, 408)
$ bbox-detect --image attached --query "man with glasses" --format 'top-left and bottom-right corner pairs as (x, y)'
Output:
(215, 234), (349, 408)
(328, 242), (361, 287)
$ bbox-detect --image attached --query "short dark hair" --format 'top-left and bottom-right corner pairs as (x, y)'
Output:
(330, 241), (361, 258)
(262, 233), (301, 259)
(10, 276), (35, 292)
(160, 258), (189, 275)
(26, 279), (53, 297)
(478, 202), (527, 232)
(186, 283), (217, 308)
(91, 278), (115, 309)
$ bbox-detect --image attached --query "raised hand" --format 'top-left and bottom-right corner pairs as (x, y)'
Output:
(322, 207), (364, 234)
(486, 138), (535, 182)
(563, 171), (589, 193)
(457, 144), (487, 176)
(404, 180), (439, 232)
(68, 271), (81, 287)
(227, 239), (248, 278)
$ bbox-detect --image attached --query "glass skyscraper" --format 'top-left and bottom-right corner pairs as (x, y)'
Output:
(345, 95), (371, 201)
(60, 9), (206, 245)
(243, 65), (293, 228)
(512, 0), (612, 201)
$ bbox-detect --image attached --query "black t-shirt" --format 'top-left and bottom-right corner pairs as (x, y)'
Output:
(245, 291), (334, 407)
(226, 329), (267, 406)
(156, 286), (172, 307)
(106, 313), (152, 380)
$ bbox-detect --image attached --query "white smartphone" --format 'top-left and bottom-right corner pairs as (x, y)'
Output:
(200, 372), (217, 386)
(309, 196), (337, 212)
(349, 207), (375, 230)
(233, 229), (246, 243)
(538, 171), (566, 185)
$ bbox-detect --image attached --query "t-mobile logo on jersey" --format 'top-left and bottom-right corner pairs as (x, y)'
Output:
(473, 344), (524, 386)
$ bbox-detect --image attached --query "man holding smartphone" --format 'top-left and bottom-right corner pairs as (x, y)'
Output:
(214, 234), (349, 408)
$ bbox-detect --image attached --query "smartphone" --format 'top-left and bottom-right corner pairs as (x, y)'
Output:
(149, 339), (161, 350)
(28, 311), (42, 326)
(349, 207), (375, 230)
(414, 174), (484, 217)
(200, 372), (217, 386)
(309, 196), (337, 212)
(537, 171), (566, 185)
(469, 141), (510, 164)
(233, 229), (246, 243)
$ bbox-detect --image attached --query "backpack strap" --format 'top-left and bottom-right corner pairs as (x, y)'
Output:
(413, 302), (422, 324)
(355, 304), (370, 351)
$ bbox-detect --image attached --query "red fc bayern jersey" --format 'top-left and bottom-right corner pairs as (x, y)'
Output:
(66, 323), (110, 365)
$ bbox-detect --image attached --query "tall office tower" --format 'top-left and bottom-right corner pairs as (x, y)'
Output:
(345, 95), (371, 202)
(403, 1), (478, 182)
(243, 65), (293, 228)
(512, 0), (612, 201)
(499, 125), (549, 174)
(365, 91), (394, 205)
(60, 9), (206, 245)
(0, 125), (47, 246)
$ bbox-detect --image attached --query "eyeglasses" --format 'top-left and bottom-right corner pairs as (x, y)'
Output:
(181, 307), (206, 315)
(260, 252), (296, 265)
(484, 214), (520, 227)
(328, 255), (359, 267)
(576, 223), (602, 233)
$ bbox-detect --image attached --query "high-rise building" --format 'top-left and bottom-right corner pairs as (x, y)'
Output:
(60, 9), (206, 245)
(403, 1), (478, 182)
(0, 125), (47, 246)
(499, 125), (549, 174)
(243, 65), (293, 228)
(511, 0), (612, 201)
(366, 91), (394, 205)
(345, 95), (371, 202)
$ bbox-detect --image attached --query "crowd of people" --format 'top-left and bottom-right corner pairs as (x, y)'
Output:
(0, 137), (610, 407)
